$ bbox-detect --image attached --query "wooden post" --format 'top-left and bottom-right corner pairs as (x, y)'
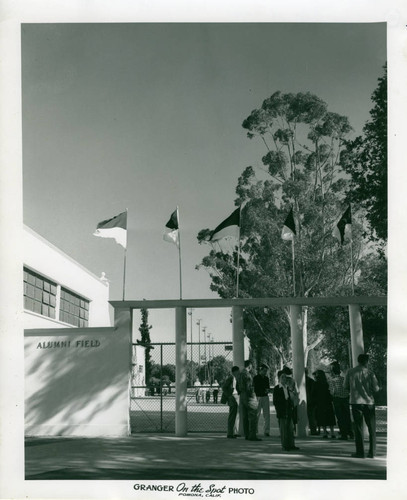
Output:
(232, 305), (245, 367)
(232, 305), (245, 435)
(175, 306), (187, 436)
(289, 304), (307, 437)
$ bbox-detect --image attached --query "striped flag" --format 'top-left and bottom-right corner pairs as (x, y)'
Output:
(93, 211), (127, 248)
(333, 206), (352, 244)
(281, 208), (296, 240)
(163, 209), (179, 247)
(209, 207), (240, 242)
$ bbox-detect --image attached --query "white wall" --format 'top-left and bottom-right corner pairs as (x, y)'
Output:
(25, 327), (131, 437)
(23, 226), (111, 328)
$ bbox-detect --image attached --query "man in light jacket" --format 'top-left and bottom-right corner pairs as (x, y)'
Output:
(344, 353), (380, 458)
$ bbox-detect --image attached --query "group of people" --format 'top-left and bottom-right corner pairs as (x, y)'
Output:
(194, 379), (220, 404)
(221, 353), (380, 458)
(221, 360), (299, 450)
(306, 363), (352, 440)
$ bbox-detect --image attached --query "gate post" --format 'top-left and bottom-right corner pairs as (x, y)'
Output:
(113, 306), (133, 436)
(232, 305), (245, 435)
(175, 306), (187, 436)
(289, 304), (307, 438)
(232, 305), (245, 367)
(349, 304), (364, 367)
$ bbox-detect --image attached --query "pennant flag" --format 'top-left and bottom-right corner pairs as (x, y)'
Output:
(281, 208), (296, 240)
(333, 206), (352, 244)
(163, 209), (179, 247)
(93, 211), (127, 248)
(209, 207), (240, 242)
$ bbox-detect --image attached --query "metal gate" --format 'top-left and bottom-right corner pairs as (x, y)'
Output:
(130, 341), (233, 433)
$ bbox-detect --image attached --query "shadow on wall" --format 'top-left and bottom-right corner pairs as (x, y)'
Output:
(25, 328), (130, 435)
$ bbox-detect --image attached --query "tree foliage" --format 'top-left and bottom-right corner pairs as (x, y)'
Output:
(313, 252), (387, 402)
(341, 64), (387, 242)
(137, 308), (153, 381)
(197, 89), (386, 378)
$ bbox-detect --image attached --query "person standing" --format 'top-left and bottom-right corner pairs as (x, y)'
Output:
(221, 366), (240, 438)
(213, 380), (220, 403)
(253, 364), (271, 437)
(344, 353), (380, 458)
(282, 366), (299, 433)
(206, 382), (212, 403)
(273, 370), (299, 451)
(194, 378), (201, 403)
(305, 368), (318, 435)
(329, 361), (353, 440)
(239, 360), (261, 441)
(313, 370), (336, 439)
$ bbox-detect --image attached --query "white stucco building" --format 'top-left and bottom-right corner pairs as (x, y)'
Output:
(23, 225), (111, 329)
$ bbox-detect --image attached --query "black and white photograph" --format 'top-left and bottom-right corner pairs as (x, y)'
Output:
(1, 1), (407, 499)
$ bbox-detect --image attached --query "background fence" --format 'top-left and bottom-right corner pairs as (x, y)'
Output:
(130, 342), (387, 434)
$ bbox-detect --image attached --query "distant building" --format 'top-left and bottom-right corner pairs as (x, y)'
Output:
(131, 344), (146, 397)
(23, 225), (111, 329)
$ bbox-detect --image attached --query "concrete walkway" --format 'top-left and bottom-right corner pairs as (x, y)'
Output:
(25, 433), (386, 480)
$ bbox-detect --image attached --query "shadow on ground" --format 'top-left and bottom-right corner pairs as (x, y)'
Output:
(25, 433), (386, 480)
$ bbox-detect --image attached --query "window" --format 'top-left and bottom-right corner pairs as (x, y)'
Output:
(23, 267), (57, 319)
(60, 288), (89, 327)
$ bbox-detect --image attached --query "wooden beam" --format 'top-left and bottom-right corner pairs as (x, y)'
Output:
(110, 295), (387, 310)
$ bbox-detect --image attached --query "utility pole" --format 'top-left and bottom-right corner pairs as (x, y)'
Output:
(196, 319), (202, 379)
(202, 326), (207, 381)
(188, 308), (194, 383)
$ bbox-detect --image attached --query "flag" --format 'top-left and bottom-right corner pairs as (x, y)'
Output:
(281, 208), (296, 240)
(333, 206), (352, 244)
(163, 209), (179, 247)
(93, 211), (127, 248)
(209, 207), (240, 242)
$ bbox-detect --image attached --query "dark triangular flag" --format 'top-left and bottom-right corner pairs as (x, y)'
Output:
(209, 207), (241, 242)
(281, 208), (296, 240)
(333, 206), (352, 244)
(165, 209), (179, 230)
(164, 209), (179, 246)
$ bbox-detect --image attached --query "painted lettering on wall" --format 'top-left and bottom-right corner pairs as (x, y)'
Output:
(36, 340), (101, 349)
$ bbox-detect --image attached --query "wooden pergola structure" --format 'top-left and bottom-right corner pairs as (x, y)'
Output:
(110, 295), (386, 437)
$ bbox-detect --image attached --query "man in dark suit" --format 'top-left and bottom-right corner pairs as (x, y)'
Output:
(305, 368), (318, 435)
(254, 363), (271, 437)
(222, 366), (240, 438)
(239, 360), (261, 441)
(273, 370), (299, 451)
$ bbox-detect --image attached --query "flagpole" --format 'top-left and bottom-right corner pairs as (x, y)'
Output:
(350, 207), (354, 295)
(177, 206), (183, 300)
(122, 208), (128, 301)
(291, 236), (296, 297)
(236, 206), (241, 298)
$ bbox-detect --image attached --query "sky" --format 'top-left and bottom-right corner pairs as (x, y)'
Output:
(22, 22), (386, 343)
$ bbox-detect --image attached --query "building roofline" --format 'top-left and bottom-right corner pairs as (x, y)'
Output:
(24, 224), (108, 286)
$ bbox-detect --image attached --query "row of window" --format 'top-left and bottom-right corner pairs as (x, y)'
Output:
(23, 267), (89, 327)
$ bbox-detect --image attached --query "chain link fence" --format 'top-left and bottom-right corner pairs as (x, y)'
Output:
(130, 342), (387, 434)
(130, 341), (234, 433)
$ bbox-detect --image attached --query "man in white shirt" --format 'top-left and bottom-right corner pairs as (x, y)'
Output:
(344, 353), (380, 458)
(194, 378), (202, 403)
(239, 360), (261, 441)
(222, 366), (240, 438)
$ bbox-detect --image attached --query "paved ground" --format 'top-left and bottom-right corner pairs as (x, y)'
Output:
(25, 432), (386, 480)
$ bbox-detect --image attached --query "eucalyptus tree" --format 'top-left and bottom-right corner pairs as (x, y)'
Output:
(341, 64), (387, 243)
(197, 91), (364, 370)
